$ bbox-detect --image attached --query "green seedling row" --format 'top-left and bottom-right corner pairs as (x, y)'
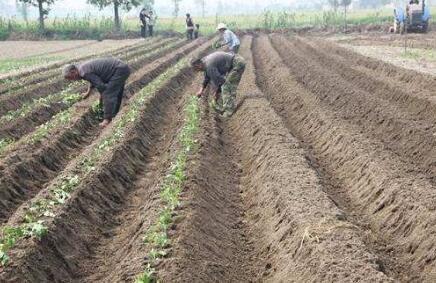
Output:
(136, 95), (200, 283)
(0, 38), (184, 147)
(0, 58), (188, 267)
(0, 82), (84, 124)
(0, 38), (168, 96)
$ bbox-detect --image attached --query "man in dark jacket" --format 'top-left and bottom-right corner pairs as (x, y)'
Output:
(186, 13), (195, 40)
(140, 8), (149, 38)
(63, 58), (131, 128)
(191, 51), (246, 117)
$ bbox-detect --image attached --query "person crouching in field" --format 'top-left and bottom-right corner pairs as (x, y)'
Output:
(191, 51), (246, 118)
(148, 10), (157, 36)
(139, 8), (149, 38)
(194, 24), (200, 39)
(214, 23), (240, 54)
(186, 13), (195, 40)
(63, 58), (131, 128)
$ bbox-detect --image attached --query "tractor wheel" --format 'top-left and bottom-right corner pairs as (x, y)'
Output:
(422, 21), (429, 33)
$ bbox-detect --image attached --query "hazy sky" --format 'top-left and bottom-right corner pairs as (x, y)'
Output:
(1, 0), (407, 18)
(1, 0), (304, 18)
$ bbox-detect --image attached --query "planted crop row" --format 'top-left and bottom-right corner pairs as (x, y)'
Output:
(0, 40), (184, 130)
(136, 95), (200, 283)
(0, 82), (83, 124)
(0, 37), (168, 94)
(0, 100), (85, 158)
(0, 37), (170, 96)
(0, 58), (188, 267)
(0, 38), (151, 89)
(1, 38), (182, 112)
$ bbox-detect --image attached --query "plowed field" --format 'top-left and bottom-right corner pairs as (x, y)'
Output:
(0, 33), (435, 282)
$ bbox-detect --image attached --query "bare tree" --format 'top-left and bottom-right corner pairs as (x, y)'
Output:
(195, 0), (206, 17)
(341, 0), (352, 31)
(328, 0), (339, 12)
(143, 0), (154, 10)
(172, 0), (182, 17)
(18, 0), (55, 30)
(88, 0), (142, 31)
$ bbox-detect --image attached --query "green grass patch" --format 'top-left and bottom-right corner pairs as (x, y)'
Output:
(0, 55), (64, 74)
(136, 95), (200, 283)
(0, 8), (403, 40)
(0, 138), (14, 155)
(401, 48), (436, 61)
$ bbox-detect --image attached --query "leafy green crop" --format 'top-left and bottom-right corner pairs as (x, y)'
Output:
(0, 56), (64, 74)
(0, 138), (14, 155)
(137, 95), (200, 282)
(0, 58), (188, 267)
(0, 83), (83, 124)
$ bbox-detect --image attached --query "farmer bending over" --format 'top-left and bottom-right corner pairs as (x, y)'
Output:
(191, 51), (246, 118)
(63, 57), (131, 128)
(214, 23), (240, 54)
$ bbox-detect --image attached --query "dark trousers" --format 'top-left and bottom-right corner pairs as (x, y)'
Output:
(102, 65), (131, 120)
(187, 29), (194, 40)
(148, 25), (154, 36)
(141, 25), (147, 38)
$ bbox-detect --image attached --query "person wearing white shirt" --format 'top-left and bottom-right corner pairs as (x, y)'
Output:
(215, 23), (240, 53)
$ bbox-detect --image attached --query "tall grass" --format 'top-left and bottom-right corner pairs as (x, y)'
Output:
(0, 15), (137, 40)
(0, 8), (415, 40)
(152, 8), (394, 35)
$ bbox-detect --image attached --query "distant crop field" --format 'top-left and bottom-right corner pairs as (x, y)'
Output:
(0, 8), (398, 40)
(0, 39), (140, 76)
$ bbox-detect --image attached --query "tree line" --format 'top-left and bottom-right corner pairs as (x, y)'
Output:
(10, 0), (394, 32)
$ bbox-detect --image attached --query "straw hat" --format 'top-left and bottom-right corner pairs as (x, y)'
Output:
(216, 23), (227, 30)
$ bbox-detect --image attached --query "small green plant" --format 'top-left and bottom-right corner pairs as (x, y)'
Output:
(0, 84), (82, 124)
(0, 220), (47, 266)
(0, 58), (189, 267)
(137, 95), (200, 281)
(0, 138), (14, 155)
(136, 264), (156, 283)
(0, 55), (64, 74)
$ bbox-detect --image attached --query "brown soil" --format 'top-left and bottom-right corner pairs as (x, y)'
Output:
(330, 31), (436, 50)
(274, 35), (436, 179)
(1, 31), (435, 283)
(0, 39), (137, 60)
(0, 38), (206, 225)
(158, 36), (391, 282)
(0, 37), (167, 94)
(0, 39), (145, 83)
(0, 38), (212, 281)
(0, 38), (183, 142)
(253, 34), (436, 282)
(0, 38), (179, 118)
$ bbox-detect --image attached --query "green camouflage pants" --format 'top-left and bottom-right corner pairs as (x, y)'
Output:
(217, 54), (245, 115)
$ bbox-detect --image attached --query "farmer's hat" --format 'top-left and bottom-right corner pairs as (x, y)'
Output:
(217, 23), (227, 30)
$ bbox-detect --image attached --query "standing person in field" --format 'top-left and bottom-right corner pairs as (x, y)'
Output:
(214, 23), (240, 54)
(194, 23), (200, 39)
(186, 13), (195, 40)
(139, 8), (149, 38)
(63, 58), (131, 128)
(148, 10), (157, 37)
(191, 51), (246, 117)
